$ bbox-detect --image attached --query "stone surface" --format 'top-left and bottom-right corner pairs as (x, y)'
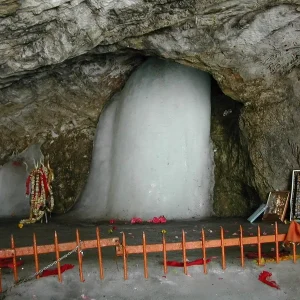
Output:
(1, 0), (300, 216)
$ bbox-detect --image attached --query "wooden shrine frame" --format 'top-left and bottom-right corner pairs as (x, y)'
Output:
(262, 191), (290, 222)
(290, 170), (300, 222)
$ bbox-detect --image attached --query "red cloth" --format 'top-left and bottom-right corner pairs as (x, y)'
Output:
(258, 271), (280, 289)
(284, 221), (300, 245)
(166, 258), (211, 267)
(148, 216), (167, 223)
(131, 217), (143, 224)
(40, 264), (74, 277)
(0, 258), (24, 269)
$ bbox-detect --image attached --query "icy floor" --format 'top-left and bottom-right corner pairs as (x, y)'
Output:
(0, 218), (299, 300)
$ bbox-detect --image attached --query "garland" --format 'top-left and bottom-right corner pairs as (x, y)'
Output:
(20, 162), (54, 225)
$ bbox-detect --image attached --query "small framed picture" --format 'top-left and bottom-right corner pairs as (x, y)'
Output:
(290, 170), (300, 222)
(262, 191), (290, 222)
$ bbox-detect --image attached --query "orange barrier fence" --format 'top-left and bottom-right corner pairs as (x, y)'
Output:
(0, 222), (297, 293)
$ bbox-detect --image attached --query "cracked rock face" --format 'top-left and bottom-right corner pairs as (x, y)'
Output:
(1, 0), (300, 216)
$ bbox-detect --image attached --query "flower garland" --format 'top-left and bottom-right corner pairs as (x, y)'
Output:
(19, 162), (54, 225)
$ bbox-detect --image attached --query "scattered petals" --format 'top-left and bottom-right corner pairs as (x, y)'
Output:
(258, 271), (280, 289)
(232, 232), (238, 236)
(148, 216), (167, 223)
(131, 217), (143, 224)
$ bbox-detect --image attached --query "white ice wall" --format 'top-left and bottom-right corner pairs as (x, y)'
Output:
(74, 58), (213, 220)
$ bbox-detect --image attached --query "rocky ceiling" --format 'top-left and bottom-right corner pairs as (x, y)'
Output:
(1, 0), (300, 215)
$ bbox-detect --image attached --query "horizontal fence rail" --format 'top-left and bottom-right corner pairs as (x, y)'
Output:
(0, 222), (297, 294)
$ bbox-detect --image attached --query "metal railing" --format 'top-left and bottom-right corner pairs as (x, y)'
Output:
(0, 222), (297, 294)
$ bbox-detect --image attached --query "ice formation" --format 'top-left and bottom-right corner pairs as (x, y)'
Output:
(0, 145), (44, 218)
(75, 58), (213, 221)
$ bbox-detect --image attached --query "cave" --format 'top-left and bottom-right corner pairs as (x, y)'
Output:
(1, 0), (300, 223)
(0, 56), (259, 221)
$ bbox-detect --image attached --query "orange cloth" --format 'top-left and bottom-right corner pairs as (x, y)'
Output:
(284, 221), (300, 244)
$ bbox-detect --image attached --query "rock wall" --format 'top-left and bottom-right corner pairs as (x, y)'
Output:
(1, 0), (300, 216)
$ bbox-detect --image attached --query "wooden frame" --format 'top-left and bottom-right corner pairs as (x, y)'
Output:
(262, 191), (290, 222)
(290, 170), (300, 222)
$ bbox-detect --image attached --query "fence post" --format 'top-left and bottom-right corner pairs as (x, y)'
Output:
(33, 233), (40, 279)
(96, 227), (104, 280)
(142, 232), (148, 278)
(122, 233), (128, 280)
(162, 232), (167, 274)
(11, 235), (18, 283)
(201, 229), (207, 274)
(54, 231), (62, 282)
(220, 227), (226, 270)
(257, 226), (261, 266)
(76, 229), (84, 282)
(239, 225), (244, 267)
(182, 230), (187, 275)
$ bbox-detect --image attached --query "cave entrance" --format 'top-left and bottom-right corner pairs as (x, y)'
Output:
(0, 57), (259, 222)
(71, 57), (260, 221)
(210, 79), (260, 217)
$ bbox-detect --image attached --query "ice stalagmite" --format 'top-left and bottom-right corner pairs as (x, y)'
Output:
(75, 58), (213, 220)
